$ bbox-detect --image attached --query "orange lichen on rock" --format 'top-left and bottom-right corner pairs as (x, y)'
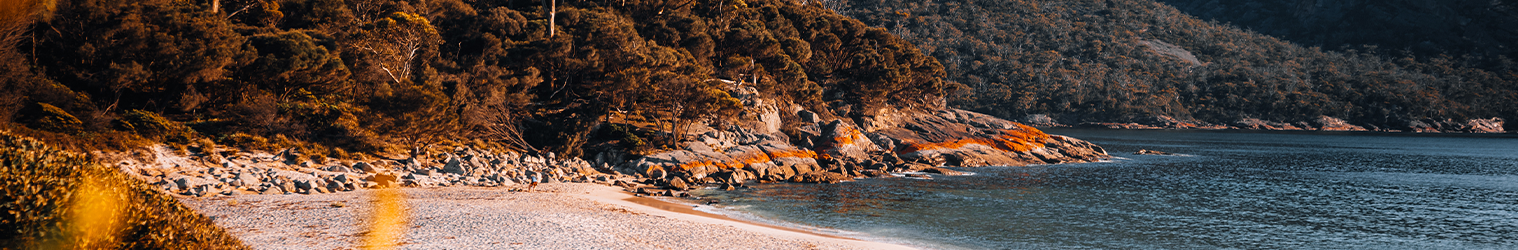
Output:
(812, 126), (867, 153)
(723, 151), (775, 168)
(643, 165), (667, 177)
(894, 124), (1051, 155)
(673, 160), (736, 172)
(766, 148), (818, 159)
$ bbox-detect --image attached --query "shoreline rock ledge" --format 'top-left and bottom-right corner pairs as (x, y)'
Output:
(616, 88), (1108, 189)
(113, 86), (1108, 197)
(864, 108), (1108, 167)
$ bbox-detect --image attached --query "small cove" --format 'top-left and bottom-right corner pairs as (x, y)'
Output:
(694, 129), (1518, 249)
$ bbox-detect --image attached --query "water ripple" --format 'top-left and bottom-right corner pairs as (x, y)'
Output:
(694, 130), (1518, 249)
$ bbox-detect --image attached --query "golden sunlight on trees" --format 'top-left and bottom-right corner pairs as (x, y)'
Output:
(355, 11), (440, 84)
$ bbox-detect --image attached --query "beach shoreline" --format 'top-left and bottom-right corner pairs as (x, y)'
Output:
(580, 184), (915, 249)
(179, 183), (915, 250)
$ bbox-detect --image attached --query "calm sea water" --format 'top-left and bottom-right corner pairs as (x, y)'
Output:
(690, 129), (1518, 249)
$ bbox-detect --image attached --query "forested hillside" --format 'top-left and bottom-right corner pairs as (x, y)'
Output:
(0, 0), (948, 156)
(834, 0), (1518, 131)
(1155, 0), (1518, 61)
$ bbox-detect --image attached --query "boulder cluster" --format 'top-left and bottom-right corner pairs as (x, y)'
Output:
(122, 146), (635, 197)
(118, 107), (1112, 198)
(120, 85), (1113, 197)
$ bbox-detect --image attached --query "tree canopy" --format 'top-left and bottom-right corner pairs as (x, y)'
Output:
(2, 0), (948, 156)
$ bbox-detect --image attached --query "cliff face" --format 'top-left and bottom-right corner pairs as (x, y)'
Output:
(1156, 0), (1518, 58)
(617, 86), (1109, 187)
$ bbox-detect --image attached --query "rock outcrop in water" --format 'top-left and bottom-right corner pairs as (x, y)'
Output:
(864, 108), (1108, 167)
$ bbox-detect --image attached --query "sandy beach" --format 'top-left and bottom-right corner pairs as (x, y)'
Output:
(179, 183), (915, 250)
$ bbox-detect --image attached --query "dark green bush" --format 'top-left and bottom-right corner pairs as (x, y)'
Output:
(21, 102), (83, 134)
(117, 110), (197, 144)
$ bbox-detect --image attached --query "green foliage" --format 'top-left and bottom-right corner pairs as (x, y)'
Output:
(116, 110), (197, 144)
(7, 0), (952, 157)
(604, 123), (651, 152)
(35, 0), (254, 112)
(353, 11), (441, 84)
(275, 0), (356, 31)
(21, 102), (84, 134)
(229, 0), (285, 27)
(219, 132), (272, 151)
(244, 30), (351, 99)
(0, 130), (248, 249)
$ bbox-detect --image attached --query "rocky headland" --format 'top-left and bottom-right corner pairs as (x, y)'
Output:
(611, 85), (1109, 192)
(621, 108), (1109, 189)
(110, 86), (1110, 200)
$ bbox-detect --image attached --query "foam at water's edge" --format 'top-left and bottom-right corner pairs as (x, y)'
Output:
(680, 197), (953, 250)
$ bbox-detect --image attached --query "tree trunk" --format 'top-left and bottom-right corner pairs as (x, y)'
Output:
(548, 0), (557, 38)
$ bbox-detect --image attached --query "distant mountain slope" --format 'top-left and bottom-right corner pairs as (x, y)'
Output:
(1155, 0), (1518, 60)
(833, 0), (1518, 131)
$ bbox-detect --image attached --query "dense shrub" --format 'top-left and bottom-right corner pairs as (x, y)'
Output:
(0, 130), (248, 249)
(116, 110), (198, 144)
(20, 103), (84, 134)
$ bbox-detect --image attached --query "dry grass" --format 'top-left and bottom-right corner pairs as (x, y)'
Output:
(0, 123), (156, 153)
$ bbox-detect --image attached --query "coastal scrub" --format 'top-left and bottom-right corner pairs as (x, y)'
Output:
(0, 130), (247, 249)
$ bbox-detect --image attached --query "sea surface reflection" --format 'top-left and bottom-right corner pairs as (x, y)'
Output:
(693, 129), (1518, 249)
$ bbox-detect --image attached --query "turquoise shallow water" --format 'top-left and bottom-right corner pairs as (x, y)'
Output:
(691, 129), (1518, 249)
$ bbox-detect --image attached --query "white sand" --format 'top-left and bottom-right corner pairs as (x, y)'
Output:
(180, 183), (915, 250)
